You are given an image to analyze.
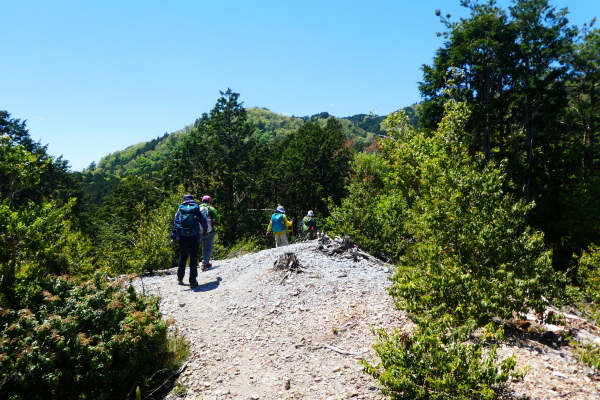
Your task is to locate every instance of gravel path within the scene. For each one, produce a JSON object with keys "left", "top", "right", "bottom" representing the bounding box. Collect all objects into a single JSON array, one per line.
[{"left": 135, "top": 241, "right": 600, "bottom": 400}]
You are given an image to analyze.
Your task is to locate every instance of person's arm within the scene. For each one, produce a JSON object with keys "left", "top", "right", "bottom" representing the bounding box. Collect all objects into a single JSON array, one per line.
[
  {"left": 267, "top": 217, "right": 273, "bottom": 232},
  {"left": 211, "top": 206, "right": 221, "bottom": 223},
  {"left": 284, "top": 215, "right": 293, "bottom": 227}
]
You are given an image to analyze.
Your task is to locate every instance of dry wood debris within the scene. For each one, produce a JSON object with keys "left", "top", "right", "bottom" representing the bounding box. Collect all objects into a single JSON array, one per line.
[{"left": 317, "top": 233, "right": 383, "bottom": 264}]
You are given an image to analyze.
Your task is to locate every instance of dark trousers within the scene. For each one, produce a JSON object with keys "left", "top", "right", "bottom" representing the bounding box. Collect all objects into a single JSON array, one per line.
[{"left": 177, "top": 236, "right": 199, "bottom": 284}]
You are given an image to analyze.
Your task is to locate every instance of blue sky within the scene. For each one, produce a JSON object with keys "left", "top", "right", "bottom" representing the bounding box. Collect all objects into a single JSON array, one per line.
[{"left": 2, "top": 0, "right": 599, "bottom": 171}]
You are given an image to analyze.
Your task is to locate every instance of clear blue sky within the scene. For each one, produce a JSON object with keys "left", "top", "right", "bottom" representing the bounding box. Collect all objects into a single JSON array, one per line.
[{"left": 2, "top": 0, "right": 598, "bottom": 171}]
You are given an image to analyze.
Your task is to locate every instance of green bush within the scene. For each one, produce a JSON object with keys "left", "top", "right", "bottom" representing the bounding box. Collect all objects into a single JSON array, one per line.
[
  {"left": 99, "top": 192, "right": 181, "bottom": 276},
  {"left": 578, "top": 245, "right": 600, "bottom": 303},
  {"left": 0, "top": 273, "right": 187, "bottom": 399},
  {"left": 1, "top": 198, "right": 95, "bottom": 307},
  {"left": 127, "top": 195, "right": 180, "bottom": 275},
  {"left": 363, "top": 316, "right": 519, "bottom": 400},
  {"left": 385, "top": 102, "right": 562, "bottom": 324},
  {"left": 325, "top": 153, "right": 409, "bottom": 263},
  {"left": 575, "top": 343, "right": 600, "bottom": 370}
]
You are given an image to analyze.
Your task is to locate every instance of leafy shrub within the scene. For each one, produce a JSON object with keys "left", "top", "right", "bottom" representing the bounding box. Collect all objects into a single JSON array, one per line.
[
  {"left": 0, "top": 273, "right": 187, "bottom": 399},
  {"left": 578, "top": 245, "right": 600, "bottom": 303},
  {"left": 325, "top": 153, "right": 409, "bottom": 263},
  {"left": 363, "top": 316, "right": 519, "bottom": 400},
  {"left": 385, "top": 102, "right": 562, "bottom": 324},
  {"left": 1, "top": 198, "right": 95, "bottom": 307},
  {"left": 127, "top": 196, "right": 180, "bottom": 275},
  {"left": 575, "top": 343, "right": 600, "bottom": 370},
  {"left": 568, "top": 247, "right": 600, "bottom": 370},
  {"left": 389, "top": 159, "right": 560, "bottom": 324},
  {"left": 99, "top": 192, "right": 180, "bottom": 276}
]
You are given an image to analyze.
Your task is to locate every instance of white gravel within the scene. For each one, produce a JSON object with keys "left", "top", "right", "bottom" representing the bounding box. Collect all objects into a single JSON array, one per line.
[{"left": 134, "top": 240, "right": 600, "bottom": 400}]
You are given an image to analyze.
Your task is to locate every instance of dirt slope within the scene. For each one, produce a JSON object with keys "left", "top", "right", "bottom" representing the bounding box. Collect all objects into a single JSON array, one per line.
[{"left": 135, "top": 241, "right": 600, "bottom": 400}]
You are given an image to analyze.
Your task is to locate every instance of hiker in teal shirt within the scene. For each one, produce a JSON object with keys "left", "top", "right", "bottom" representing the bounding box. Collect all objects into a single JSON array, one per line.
[{"left": 266, "top": 205, "right": 293, "bottom": 247}]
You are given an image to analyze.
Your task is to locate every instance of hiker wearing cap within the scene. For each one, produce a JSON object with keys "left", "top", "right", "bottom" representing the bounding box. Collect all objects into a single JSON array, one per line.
[
  {"left": 199, "top": 195, "right": 221, "bottom": 271},
  {"left": 266, "top": 205, "right": 293, "bottom": 247},
  {"left": 300, "top": 210, "right": 318, "bottom": 240},
  {"left": 170, "top": 194, "right": 209, "bottom": 288}
]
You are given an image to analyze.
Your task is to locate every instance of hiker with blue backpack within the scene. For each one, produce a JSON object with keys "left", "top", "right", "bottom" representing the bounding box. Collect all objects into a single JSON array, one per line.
[
  {"left": 199, "top": 195, "right": 221, "bottom": 271},
  {"left": 266, "top": 205, "right": 293, "bottom": 247},
  {"left": 171, "top": 194, "right": 209, "bottom": 288}
]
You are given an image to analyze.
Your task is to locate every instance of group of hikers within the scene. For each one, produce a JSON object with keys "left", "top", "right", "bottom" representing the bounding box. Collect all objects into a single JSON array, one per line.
[
  {"left": 265, "top": 205, "right": 318, "bottom": 246},
  {"left": 171, "top": 195, "right": 317, "bottom": 287},
  {"left": 170, "top": 194, "right": 221, "bottom": 288}
]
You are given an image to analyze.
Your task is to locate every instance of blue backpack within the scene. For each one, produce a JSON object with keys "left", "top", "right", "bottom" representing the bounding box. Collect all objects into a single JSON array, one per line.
[
  {"left": 271, "top": 213, "right": 285, "bottom": 232},
  {"left": 177, "top": 204, "right": 200, "bottom": 237}
]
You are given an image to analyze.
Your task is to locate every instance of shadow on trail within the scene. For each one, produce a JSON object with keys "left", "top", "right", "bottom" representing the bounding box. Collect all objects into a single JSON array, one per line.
[{"left": 193, "top": 276, "right": 222, "bottom": 292}]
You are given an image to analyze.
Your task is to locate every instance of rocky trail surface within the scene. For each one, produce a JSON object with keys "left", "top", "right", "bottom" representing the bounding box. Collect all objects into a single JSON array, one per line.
[{"left": 134, "top": 241, "right": 600, "bottom": 400}]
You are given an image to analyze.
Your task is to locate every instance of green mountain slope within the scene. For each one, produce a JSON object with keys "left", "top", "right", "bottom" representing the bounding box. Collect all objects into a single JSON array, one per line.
[{"left": 80, "top": 106, "right": 418, "bottom": 202}]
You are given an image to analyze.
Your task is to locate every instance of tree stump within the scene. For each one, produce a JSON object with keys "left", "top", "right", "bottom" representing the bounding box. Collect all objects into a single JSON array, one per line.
[{"left": 273, "top": 252, "right": 303, "bottom": 273}]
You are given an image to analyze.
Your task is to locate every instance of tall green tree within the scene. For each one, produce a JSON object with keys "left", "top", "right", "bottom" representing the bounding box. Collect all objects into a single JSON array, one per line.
[
  {"left": 1, "top": 132, "right": 93, "bottom": 307},
  {"left": 420, "top": 0, "right": 575, "bottom": 178},
  {"left": 0, "top": 111, "right": 81, "bottom": 207},
  {"left": 568, "top": 26, "right": 600, "bottom": 173},
  {"left": 275, "top": 118, "right": 353, "bottom": 218},
  {"left": 418, "top": 0, "right": 585, "bottom": 268},
  {"left": 97, "top": 175, "right": 167, "bottom": 253},
  {"left": 508, "top": 0, "right": 575, "bottom": 204},
  {"left": 420, "top": 0, "right": 513, "bottom": 160},
  {"left": 168, "top": 89, "right": 259, "bottom": 245}
]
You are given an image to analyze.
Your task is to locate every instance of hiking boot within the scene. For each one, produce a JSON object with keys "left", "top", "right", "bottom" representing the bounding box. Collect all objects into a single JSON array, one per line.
[
  {"left": 190, "top": 281, "right": 199, "bottom": 288},
  {"left": 178, "top": 279, "right": 184, "bottom": 285},
  {"left": 202, "top": 262, "right": 211, "bottom": 271}
]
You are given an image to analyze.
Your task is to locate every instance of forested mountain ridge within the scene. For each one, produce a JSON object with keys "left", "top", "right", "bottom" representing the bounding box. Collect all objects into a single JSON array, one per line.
[
  {"left": 82, "top": 106, "right": 416, "bottom": 178},
  {"left": 79, "top": 106, "right": 417, "bottom": 203}
]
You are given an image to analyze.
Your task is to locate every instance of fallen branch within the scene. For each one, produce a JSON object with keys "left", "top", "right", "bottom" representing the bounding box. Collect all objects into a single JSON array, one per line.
[{"left": 322, "top": 343, "right": 363, "bottom": 356}]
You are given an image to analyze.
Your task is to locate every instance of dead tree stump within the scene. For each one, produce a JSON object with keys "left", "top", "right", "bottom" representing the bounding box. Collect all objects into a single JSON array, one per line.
[
  {"left": 273, "top": 252, "right": 303, "bottom": 272},
  {"left": 274, "top": 252, "right": 304, "bottom": 285}
]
